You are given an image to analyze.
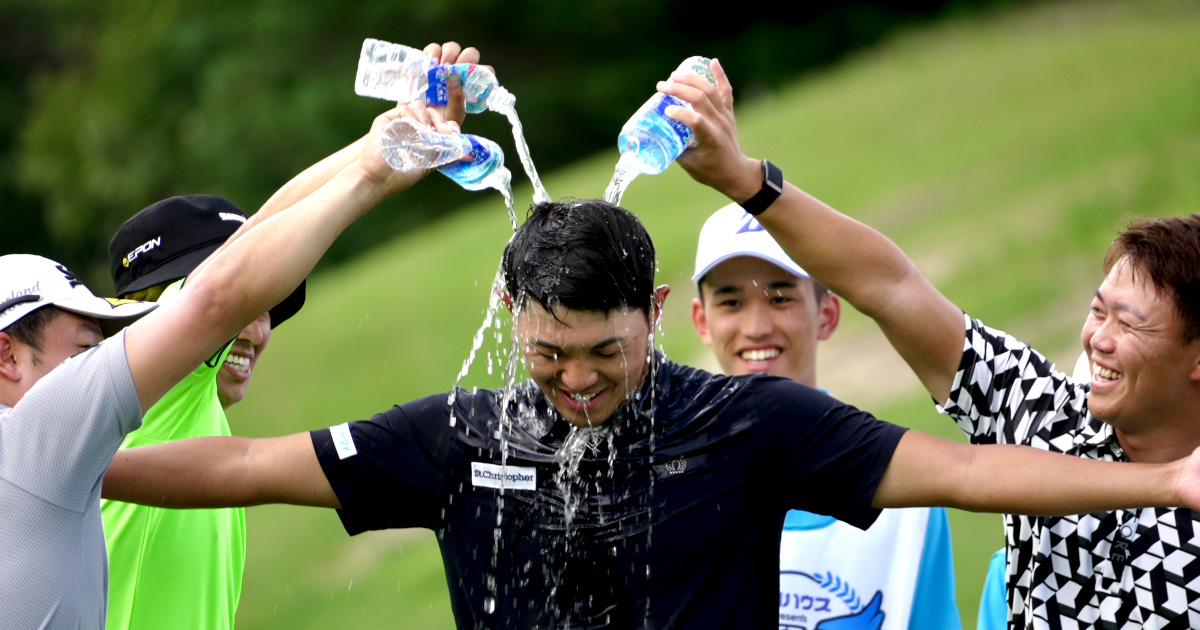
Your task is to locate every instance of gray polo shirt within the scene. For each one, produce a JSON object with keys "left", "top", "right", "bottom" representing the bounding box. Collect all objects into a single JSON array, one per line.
[{"left": 0, "top": 330, "right": 142, "bottom": 629}]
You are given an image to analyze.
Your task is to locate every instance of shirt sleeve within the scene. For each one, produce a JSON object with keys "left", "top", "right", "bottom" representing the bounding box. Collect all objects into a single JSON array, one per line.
[
  {"left": 937, "top": 313, "right": 1085, "bottom": 445},
  {"left": 310, "top": 393, "right": 454, "bottom": 535},
  {"left": 0, "top": 330, "right": 142, "bottom": 512},
  {"left": 754, "top": 378, "right": 907, "bottom": 529}
]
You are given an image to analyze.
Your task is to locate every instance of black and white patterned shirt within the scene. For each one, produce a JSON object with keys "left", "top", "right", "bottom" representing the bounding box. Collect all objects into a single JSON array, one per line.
[{"left": 939, "top": 315, "right": 1200, "bottom": 630}]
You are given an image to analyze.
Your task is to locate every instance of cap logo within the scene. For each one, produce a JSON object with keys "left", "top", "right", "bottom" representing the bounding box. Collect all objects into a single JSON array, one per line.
[
  {"left": 123, "top": 237, "right": 162, "bottom": 267},
  {"left": 735, "top": 214, "right": 765, "bottom": 235},
  {"left": 55, "top": 265, "right": 83, "bottom": 288},
  {"left": 219, "top": 213, "right": 247, "bottom": 224},
  {"left": 5, "top": 282, "right": 41, "bottom": 301},
  {"left": 1, "top": 285, "right": 41, "bottom": 316},
  {"left": 102, "top": 298, "right": 139, "bottom": 308}
]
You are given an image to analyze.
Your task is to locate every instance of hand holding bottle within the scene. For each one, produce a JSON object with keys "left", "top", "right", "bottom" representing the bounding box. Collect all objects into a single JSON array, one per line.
[
  {"left": 356, "top": 89, "right": 467, "bottom": 198},
  {"left": 658, "top": 57, "right": 763, "bottom": 203}
]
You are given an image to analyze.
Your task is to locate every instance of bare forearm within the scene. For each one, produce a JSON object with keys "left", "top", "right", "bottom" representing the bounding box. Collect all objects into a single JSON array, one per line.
[
  {"left": 751, "top": 184, "right": 964, "bottom": 398},
  {"left": 104, "top": 437, "right": 260, "bottom": 508},
  {"left": 875, "top": 432, "right": 1182, "bottom": 514},
  {"left": 103, "top": 432, "right": 339, "bottom": 508},
  {"left": 962, "top": 445, "right": 1178, "bottom": 514},
  {"left": 258, "top": 140, "right": 365, "bottom": 219},
  {"left": 661, "top": 64, "right": 965, "bottom": 400},
  {"left": 191, "top": 139, "right": 365, "bottom": 281},
  {"left": 183, "top": 164, "right": 385, "bottom": 347},
  {"left": 755, "top": 184, "right": 922, "bottom": 313}
]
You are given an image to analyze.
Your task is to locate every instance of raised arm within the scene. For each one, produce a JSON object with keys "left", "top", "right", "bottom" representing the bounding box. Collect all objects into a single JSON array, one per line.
[
  {"left": 192, "top": 42, "right": 481, "bottom": 279},
  {"left": 103, "top": 433, "right": 338, "bottom": 508},
  {"left": 124, "top": 96, "right": 462, "bottom": 413},
  {"left": 871, "top": 430, "right": 1200, "bottom": 515},
  {"left": 665, "top": 60, "right": 965, "bottom": 402}
]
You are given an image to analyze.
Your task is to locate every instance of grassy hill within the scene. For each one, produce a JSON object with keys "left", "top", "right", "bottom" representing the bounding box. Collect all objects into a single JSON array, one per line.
[{"left": 229, "top": 1, "right": 1200, "bottom": 627}]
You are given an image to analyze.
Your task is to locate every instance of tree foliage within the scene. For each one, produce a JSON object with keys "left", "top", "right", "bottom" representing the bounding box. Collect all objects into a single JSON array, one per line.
[{"left": 1, "top": 0, "right": 1018, "bottom": 290}]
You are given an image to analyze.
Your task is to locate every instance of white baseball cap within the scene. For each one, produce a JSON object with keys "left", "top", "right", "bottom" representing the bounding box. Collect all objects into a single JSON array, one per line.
[
  {"left": 0, "top": 254, "right": 158, "bottom": 337},
  {"left": 692, "top": 203, "right": 810, "bottom": 283}
]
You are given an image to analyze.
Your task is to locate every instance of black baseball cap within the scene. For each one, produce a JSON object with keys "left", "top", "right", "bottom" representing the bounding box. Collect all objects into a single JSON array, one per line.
[{"left": 109, "top": 195, "right": 306, "bottom": 328}]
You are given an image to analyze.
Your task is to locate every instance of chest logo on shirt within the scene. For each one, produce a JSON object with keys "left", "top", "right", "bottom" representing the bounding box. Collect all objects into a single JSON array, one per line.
[
  {"left": 471, "top": 462, "right": 536, "bottom": 491},
  {"left": 780, "top": 571, "right": 886, "bottom": 630}
]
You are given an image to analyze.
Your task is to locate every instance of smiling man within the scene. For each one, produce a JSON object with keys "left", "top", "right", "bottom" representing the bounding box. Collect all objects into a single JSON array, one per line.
[
  {"left": 105, "top": 192, "right": 1200, "bottom": 629},
  {"left": 0, "top": 85, "right": 434, "bottom": 627},
  {"left": 661, "top": 57, "right": 1200, "bottom": 629},
  {"left": 691, "top": 203, "right": 960, "bottom": 630},
  {"left": 101, "top": 195, "right": 304, "bottom": 630}
]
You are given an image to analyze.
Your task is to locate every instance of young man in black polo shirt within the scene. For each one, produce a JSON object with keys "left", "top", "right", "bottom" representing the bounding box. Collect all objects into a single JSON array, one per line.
[{"left": 106, "top": 187, "right": 1200, "bottom": 629}]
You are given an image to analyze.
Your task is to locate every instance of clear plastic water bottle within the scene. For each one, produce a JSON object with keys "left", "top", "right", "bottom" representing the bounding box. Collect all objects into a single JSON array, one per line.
[
  {"left": 616, "top": 56, "right": 716, "bottom": 174},
  {"left": 380, "top": 118, "right": 510, "bottom": 191},
  {"left": 439, "top": 135, "right": 509, "bottom": 191},
  {"left": 355, "top": 38, "right": 514, "bottom": 114}
]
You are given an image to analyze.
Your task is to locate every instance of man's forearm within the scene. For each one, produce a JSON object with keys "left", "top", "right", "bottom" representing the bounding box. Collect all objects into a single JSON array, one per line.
[
  {"left": 192, "top": 138, "right": 366, "bottom": 281},
  {"left": 125, "top": 162, "right": 390, "bottom": 412},
  {"left": 103, "top": 432, "right": 340, "bottom": 508},
  {"left": 875, "top": 431, "right": 1182, "bottom": 514},
  {"left": 753, "top": 184, "right": 965, "bottom": 399},
  {"left": 104, "top": 437, "right": 258, "bottom": 508}
]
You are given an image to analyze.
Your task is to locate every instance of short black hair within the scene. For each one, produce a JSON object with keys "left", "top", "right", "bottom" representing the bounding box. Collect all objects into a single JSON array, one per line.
[
  {"left": 502, "top": 199, "right": 657, "bottom": 317},
  {"left": 5, "top": 305, "right": 61, "bottom": 364}
]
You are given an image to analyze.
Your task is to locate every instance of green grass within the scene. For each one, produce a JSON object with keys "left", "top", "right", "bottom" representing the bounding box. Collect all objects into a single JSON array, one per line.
[{"left": 228, "top": 1, "right": 1200, "bottom": 627}]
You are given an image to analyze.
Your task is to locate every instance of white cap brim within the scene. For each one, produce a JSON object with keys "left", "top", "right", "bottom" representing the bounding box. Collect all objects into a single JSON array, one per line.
[{"left": 692, "top": 203, "right": 809, "bottom": 283}]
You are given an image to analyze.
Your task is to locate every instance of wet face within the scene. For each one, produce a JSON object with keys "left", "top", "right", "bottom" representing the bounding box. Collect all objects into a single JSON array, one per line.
[
  {"left": 517, "top": 301, "right": 654, "bottom": 427},
  {"left": 1081, "top": 258, "right": 1200, "bottom": 433},
  {"left": 13, "top": 310, "right": 104, "bottom": 401},
  {"left": 692, "top": 257, "right": 837, "bottom": 387},
  {"left": 216, "top": 312, "right": 271, "bottom": 408}
]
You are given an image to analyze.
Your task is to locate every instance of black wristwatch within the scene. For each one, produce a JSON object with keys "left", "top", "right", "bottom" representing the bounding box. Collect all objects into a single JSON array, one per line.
[{"left": 740, "top": 159, "right": 784, "bottom": 216}]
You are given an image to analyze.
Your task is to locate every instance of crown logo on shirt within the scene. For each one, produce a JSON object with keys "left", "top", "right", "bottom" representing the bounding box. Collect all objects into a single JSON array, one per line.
[{"left": 665, "top": 457, "right": 687, "bottom": 475}]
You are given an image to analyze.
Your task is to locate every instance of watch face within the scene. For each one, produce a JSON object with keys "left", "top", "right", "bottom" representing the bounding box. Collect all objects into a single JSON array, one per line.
[{"left": 764, "top": 160, "right": 784, "bottom": 193}]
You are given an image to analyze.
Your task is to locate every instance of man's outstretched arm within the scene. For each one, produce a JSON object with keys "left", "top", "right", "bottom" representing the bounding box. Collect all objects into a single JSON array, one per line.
[
  {"left": 103, "top": 434, "right": 339, "bottom": 508},
  {"left": 871, "top": 430, "right": 1196, "bottom": 514},
  {"left": 665, "top": 60, "right": 965, "bottom": 402}
]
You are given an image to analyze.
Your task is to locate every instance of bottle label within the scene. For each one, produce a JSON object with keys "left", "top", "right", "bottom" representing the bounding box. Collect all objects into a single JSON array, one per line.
[
  {"left": 653, "top": 95, "right": 692, "bottom": 143},
  {"left": 426, "top": 64, "right": 476, "bottom": 106},
  {"left": 441, "top": 135, "right": 492, "bottom": 175}
]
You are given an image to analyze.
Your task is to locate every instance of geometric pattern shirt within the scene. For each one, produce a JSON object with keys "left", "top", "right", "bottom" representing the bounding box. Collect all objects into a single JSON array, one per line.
[{"left": 938, "top": 314, "right": 1200, "bottom": 630}]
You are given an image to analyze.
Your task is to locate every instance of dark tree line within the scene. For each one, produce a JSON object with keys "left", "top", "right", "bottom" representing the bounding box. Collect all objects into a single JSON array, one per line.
[{"left": 0, "top": 0, "right": 1021, "bottom": 290}]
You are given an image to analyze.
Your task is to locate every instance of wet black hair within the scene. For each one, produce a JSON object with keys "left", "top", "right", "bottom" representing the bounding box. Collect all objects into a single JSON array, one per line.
[{"left": 502, "top": 199, "right": 657, "bottom": 317}]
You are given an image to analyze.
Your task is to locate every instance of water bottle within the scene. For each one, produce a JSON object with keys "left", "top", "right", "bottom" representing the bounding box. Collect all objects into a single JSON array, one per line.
[
  {"left": 355, "top": 38, "right": 514, "bottom": 114},
  {"left": 440, "top": 135, "right": 509, "bottom": 191},
  {"left": 381, "top": 118, "right": 509, "bottom": 191},
  {"left": 616, "top": 56, "right": 716, "bottom": 174}
]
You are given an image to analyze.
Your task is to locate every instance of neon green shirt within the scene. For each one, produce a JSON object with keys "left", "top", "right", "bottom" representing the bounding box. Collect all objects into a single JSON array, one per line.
[{"left": 102, "top": 280, "right": 244, "bottom": 630}]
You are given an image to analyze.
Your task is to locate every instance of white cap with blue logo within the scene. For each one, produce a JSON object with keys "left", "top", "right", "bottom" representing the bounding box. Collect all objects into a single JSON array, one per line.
[
  {"left": 692, "top": 203, "right": 810, "bottom": 283},
  {"left": 0, "top": 254, "right": 157, "bottom": 337}
]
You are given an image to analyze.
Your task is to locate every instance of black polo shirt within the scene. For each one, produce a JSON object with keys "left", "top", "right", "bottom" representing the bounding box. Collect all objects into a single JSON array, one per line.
[{"left": 311, "top": 359, "right": 906, "bottom": 629}]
